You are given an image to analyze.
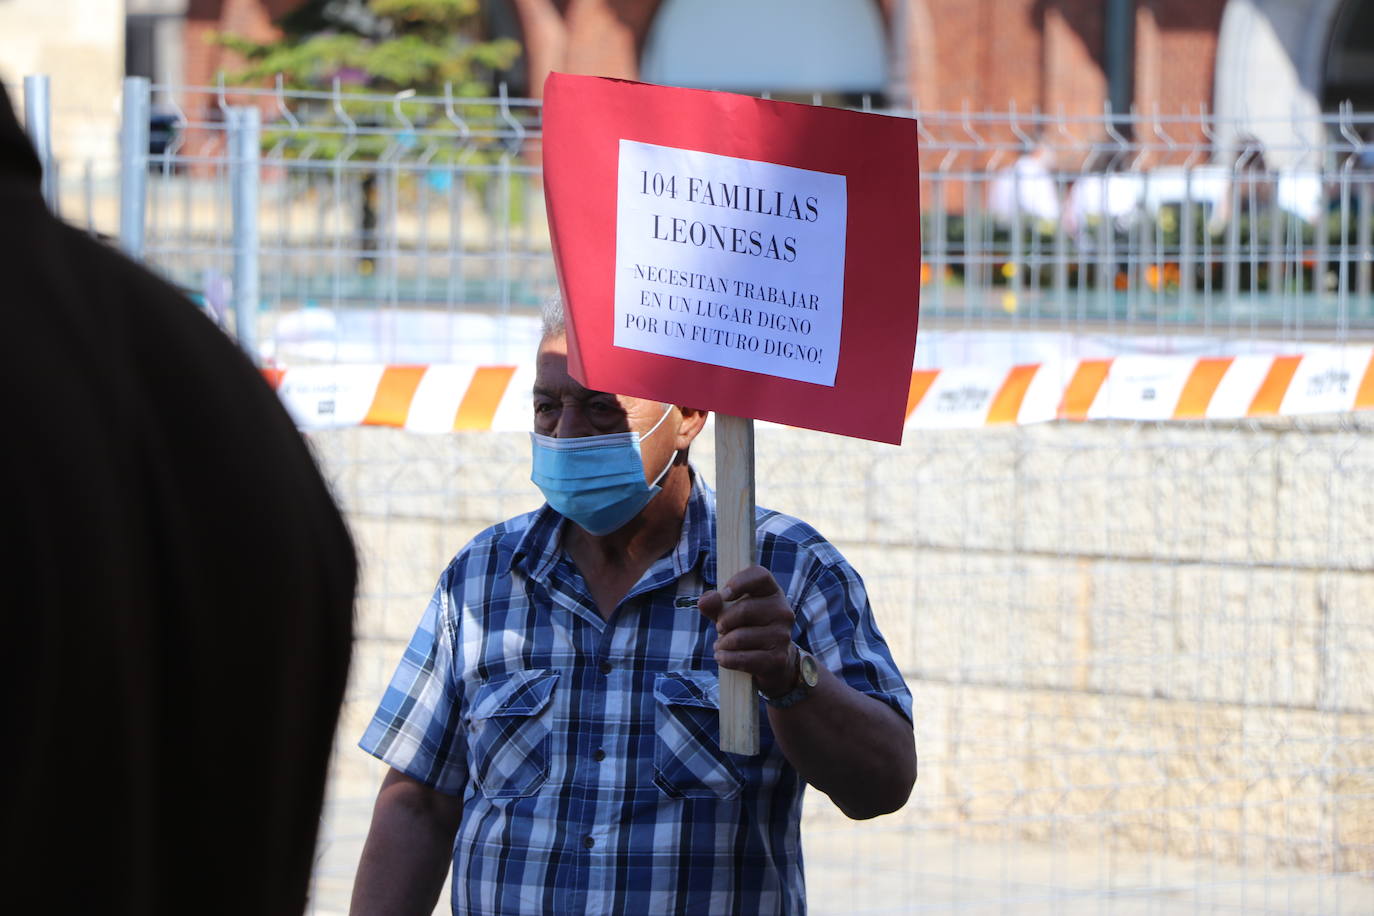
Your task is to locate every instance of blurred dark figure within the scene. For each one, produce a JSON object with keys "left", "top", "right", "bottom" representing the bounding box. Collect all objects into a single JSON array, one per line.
[
  {"left": 0, "top": 85, "right": 357, "bottom": 914},
  {"left": 1352, "top": 126, "right": 1374, "bottom": 173}
]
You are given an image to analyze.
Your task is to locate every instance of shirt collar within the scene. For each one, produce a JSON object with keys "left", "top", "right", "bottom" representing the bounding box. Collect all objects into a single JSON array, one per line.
[{"left": 511, "top": 466, "right": 717, "bottom": 588}]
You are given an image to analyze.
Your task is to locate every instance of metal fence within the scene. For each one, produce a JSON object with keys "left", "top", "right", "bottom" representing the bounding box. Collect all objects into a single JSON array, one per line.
[
  {"left": 18, "top": 78, "right": 1374, "bottom": 358},
  {"left": 17, "top": 77, "right": 1374, "bottom": 914}
]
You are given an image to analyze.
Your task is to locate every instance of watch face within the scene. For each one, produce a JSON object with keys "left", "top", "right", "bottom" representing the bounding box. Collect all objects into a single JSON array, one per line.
[{"left": 798, "top": 651, "right": 820, "bottom": 688}]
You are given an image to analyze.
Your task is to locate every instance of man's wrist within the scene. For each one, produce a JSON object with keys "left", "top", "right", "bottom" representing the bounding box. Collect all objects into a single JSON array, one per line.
[
  {"left": 757, "top": 643, "right": 800, "bottom": 699},
  {"left": 760, "top": 644, "right": 820, "bottom": 708}
]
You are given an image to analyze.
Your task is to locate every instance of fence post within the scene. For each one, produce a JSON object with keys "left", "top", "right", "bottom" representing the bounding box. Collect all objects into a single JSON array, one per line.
[
  {"left": 228, "top": 105, "right": 261, "bottom": 360},
  {"left": 22, "top": 74, "right": 58, "bottom": 213},
  {"left": 119, "top": 76, "right": 150, "bottom": 260},
  {"left": 1358, "top": 180, "right": 1372, "bottom": 310}
]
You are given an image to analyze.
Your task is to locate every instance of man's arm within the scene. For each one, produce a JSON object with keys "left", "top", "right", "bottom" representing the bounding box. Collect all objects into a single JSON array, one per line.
[
  {"left": 699, "top": 566, "right": 917, "bottom": 820},
  {"left": 350, "top": 768, "right": 463, "bottom": 915}
]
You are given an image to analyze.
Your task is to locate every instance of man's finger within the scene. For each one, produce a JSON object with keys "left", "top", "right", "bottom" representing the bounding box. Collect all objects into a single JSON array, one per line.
[
  {"left": 714, "top": 624, "right": 790, "bottom": 654},
  {"left": 696, "top": 589, "right": 724, "bottom": 622},
  {"left": 712, "top": 648, "right": 780, "bottom": 678},
  {"left": 714, "top": 595, "right": 794, "bottom": 634},
  {"left": 719, "top": 564, "right": 782, "bottom": 602}
]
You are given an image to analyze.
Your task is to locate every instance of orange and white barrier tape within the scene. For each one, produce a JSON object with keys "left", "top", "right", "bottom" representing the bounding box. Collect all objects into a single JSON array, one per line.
[{"left": 264, "top": 347, "right": 1374, "bottom": 432}]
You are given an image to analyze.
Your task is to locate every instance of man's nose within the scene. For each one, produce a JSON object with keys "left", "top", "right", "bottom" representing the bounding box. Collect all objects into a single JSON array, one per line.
[{"left": 553, "top": 405, "right": 593, "bottom": 439}]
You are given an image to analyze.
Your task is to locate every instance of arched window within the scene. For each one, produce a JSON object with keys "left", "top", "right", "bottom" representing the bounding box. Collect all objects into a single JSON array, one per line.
[{"left": 640, "top": 0, "right": 887, "bottom": 104}]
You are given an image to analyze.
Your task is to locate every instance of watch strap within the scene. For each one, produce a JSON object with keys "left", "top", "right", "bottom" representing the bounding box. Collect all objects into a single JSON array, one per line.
[{"left": 760, "top": 644, "right": 815, "bottom": 709}]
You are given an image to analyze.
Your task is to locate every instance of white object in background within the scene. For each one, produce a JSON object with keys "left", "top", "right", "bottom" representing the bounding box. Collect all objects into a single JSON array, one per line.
[{"left": 988, "top": 148, "right": 1060, "bottom": 225}]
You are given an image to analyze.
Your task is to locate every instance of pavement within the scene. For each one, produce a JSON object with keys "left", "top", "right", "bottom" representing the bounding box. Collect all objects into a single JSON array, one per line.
[{"left": 304, "top": 790, "right": 1374, "bottom": 915}]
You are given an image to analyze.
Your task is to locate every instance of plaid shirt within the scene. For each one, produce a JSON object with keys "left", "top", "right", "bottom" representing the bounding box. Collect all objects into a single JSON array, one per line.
[{"left": 360, "top": 474, "right": 911, "bottom": 915}]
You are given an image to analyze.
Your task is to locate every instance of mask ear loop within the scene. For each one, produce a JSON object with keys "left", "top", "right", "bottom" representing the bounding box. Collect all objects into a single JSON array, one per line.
[
  {"left": 643, "top": 403, "right": 675, "bottom": 438},
  {"left": 643, "top": 404, "right": 679, "bottom": 488}
]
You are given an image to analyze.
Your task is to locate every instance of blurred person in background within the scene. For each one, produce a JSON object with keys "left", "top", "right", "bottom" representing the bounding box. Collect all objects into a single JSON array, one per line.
[
  {"left": 1357, "top": 127, "right": 1374, "bottom": 172},
  {"left": 0, "top": 83, "right": 357, "bottom": 914},
  {"left": 1063, "top": 146, "right": 1144, "bottom": 244},
  {"left": 988, "top": 140, "right": 1062, "bottom": 231}
]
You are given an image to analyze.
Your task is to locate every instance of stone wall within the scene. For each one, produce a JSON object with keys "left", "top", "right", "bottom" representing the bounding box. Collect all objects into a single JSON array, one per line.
[
  {"left": 0, "top": 0, "right": 123, "bottom": 166},
  {"left": 313, "top": 412, "right": 1374, "bottom": 874}
]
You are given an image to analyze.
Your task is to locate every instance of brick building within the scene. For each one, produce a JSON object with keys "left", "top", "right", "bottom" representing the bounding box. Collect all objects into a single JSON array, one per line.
[
  {"left": 187, "top": 3, "right": 1372, "bottom": 105},
  {"left": 183, "top": 1, "right": 1221, "bottom": 113},
  {"left": 181, "top": 1, "right": 1372, "bottom": 160}
]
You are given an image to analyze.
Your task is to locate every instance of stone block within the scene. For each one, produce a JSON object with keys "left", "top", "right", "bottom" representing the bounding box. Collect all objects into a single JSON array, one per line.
[
  {"left": 1321, "top": 572, "right": 1374, "bottom": 713},
  {"left": 1238, "top": 706, "right": 1374, "bottom": 872},
  {"left": 1016, "top": 423, "right": 1282, "bottom": 566},
  {"left": 310, "top": 428, "right": 538, "bottom": 525},
  {"left": 1171, "top": 566, "right": 1322, "bottom": 707},
  {"left": 351, "top": 516, "right": 448, "bottom": 590},
  {"left": 1086, "top": 561, "right": 1179, "bottom": 697},
  {"left": 753, "top": 426, "right": 890, "bottom": 544},
  {"left": 869, "top": 550, "right": 1089, "bottom": 691},
  {"left": 866, "top": 428, "right": 1023, "bottom": 553},
  {"left": 1274, "top": 429, "right": 1374, "bottom": 570},
  {"left": 898, "top": 680, "right": 1374, "bottom": 869}
]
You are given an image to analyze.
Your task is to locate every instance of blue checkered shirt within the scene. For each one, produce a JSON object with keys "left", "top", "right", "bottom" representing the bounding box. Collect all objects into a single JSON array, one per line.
[{"left": 360, "top": 474, "right": 912, "bottom": 915}]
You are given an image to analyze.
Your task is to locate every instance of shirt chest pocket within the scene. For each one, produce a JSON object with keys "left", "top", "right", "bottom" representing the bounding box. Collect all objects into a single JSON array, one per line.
[
  {"left": 652, "top": 671, "right": 746, "bottom": 800},
  {"left": 467, "top": 668, "right": 560, "bottom": 799}
]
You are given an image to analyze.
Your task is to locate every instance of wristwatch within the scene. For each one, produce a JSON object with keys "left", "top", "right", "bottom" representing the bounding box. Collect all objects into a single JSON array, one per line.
[{"left": 760, "top": 644, "right": 821, "bottom": 709}]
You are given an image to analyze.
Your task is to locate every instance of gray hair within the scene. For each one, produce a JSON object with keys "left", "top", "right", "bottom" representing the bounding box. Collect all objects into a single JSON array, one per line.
[
  {"left": 539, "top": 289, "right": 675, "bottom": 413},
  {"left": 541, "top": 291, "right": 566, "bottom": 340}
]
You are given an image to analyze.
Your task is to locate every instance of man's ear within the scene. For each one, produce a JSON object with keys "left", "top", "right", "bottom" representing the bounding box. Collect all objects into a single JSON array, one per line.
[{"left": 674, "top": 407, "right": 710, "bottom": 451}]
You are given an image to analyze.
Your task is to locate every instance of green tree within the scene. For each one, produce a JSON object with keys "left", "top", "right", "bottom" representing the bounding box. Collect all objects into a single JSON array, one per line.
[
  {"left": 214, "top": 0, "right": 524, "bottom": 269},
  {"left": 217, "top": 0, "right": 520, "bottom": 96}
]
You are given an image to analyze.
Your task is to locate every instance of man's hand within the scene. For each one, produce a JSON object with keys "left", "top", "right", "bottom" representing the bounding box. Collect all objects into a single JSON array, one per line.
[
  {"left": 699, "top": 565, "right": 916, "bottom": 820},
  {"left": 697, "top": 565, "right": 796, "bottom": 696}
]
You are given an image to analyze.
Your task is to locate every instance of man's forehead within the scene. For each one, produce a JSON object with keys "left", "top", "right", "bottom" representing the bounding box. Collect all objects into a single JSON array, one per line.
[
  {"left": 532, "top": 364, "right": 622, "bottom": 403},
  {"left": 533, "top": 336, "right": 663, "bottom": 411},
  {"left": 532, "top": 377, "right": 610, "bottom": 400},
  {"left": 534, "top": 339, "right": 628, "bottom": 401}
]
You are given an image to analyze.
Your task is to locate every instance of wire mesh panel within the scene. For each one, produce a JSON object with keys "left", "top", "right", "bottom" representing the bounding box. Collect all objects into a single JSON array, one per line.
[
  {"left": 305, "top": 415, "right": 1374, "bottom": 915},
  {"left": 26, "top": 80, "right": 1374, "bottom": 355},
  {"left": 19, "top": 77, "right": 1374, "bottom": 912},
  {"left": 910, "top": 105, "right": 1374, "bottom": 347},
  {"left": 53, "top": 80, "right": 557, "bottom": 364}
]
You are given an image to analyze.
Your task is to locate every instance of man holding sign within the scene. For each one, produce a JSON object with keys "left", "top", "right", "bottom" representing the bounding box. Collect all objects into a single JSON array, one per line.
[
  {"left": 353, "top": 74, "right": 922, "bottom": 915},
  {"left": 352, "top": 300, "right": 914, "bottom": 915}
]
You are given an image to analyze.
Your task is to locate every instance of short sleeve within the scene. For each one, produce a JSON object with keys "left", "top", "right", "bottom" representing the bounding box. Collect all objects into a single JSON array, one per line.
[
  {"left": 358, "top": 565, "right": 469, "bottom": 795},
  {"left": 793, "top": 560, "right": 913, "bottom": 725}
]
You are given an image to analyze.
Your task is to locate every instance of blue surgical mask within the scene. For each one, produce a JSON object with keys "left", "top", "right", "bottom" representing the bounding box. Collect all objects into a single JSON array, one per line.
[{"left": 530, "top": 405, "right": 677, "bottom": 536}]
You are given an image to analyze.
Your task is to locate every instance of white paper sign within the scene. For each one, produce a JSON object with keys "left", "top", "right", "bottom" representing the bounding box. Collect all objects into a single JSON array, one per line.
[{"left": 614, "top": 139, "right": 847, "bottom": 386}]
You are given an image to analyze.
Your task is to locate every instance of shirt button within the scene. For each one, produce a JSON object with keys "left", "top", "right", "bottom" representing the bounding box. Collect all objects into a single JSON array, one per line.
[
  {"left": 593, "top": 748, "right": 606, "bottom": 762},
  {"left": 583, "top": 835, "right": 595, "bottom": 849},
  {"left": 599, "top": 661, "right": 612, "bottom": 674}
]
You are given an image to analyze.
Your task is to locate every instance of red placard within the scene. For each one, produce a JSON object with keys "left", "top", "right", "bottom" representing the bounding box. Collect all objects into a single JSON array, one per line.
[{"left": 542, "top": 73, "right": 920, "bottom": 444}]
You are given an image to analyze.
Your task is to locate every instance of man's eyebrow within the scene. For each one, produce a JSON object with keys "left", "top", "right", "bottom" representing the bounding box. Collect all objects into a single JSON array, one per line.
[{"left": 531, "top": 384, "right": 613, "bottom": 400}]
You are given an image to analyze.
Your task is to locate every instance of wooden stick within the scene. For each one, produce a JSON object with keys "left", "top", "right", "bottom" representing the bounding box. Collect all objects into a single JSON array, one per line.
[{"left": 715, "top": 413, "right": 760, "bottom": 756}]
